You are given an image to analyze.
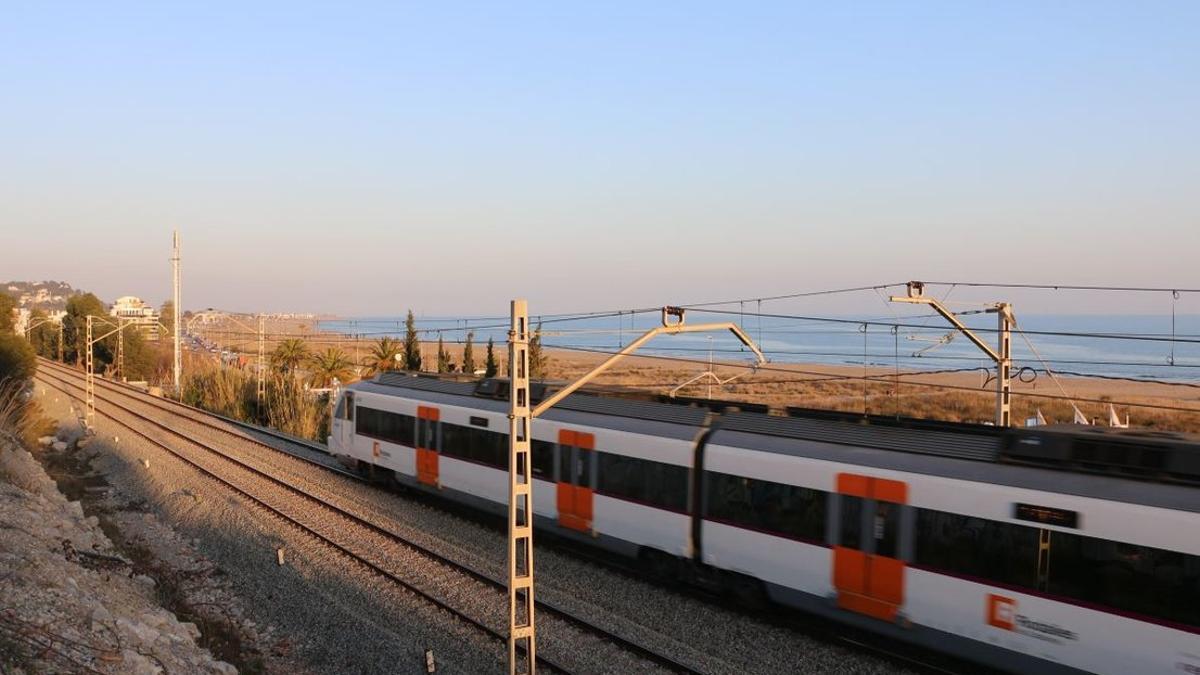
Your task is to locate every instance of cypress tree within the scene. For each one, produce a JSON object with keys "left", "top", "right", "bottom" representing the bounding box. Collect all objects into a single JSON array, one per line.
[
  {"left": 529, "top": 323, "right": 548, "bottom": 379},
  {"left": 436, "top": 334, "right": 450, "bottom": 373},
  {"left": 462, "top": 331, "right": 476, "bottom": 375},
  {"left": 484, "top": 337, "right": 498, "bottom": 378},
  {"left": 403, "top": 309, "right": 422, "bottom": 371}
]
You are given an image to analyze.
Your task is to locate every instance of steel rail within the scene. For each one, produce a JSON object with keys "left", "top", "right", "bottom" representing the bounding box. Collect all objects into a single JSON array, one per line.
[{"left": 36, "top": 365, "right": 700, "bottom": 674}]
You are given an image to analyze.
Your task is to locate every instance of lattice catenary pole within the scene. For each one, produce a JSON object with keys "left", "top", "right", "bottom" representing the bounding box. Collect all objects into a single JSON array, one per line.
[
  {"left": 116, "top": 318, "right": 125, "bottom": 381},
  {"left": 85, "top": 316, "right": 95, "bottom": 431},
  {"left": 172, "top": 229, "right": 182, "bottom": 396},
  {"left": 507, "top": 299, "right": 536, "bottom": 674},
  {"left": 257, "top": 314, "right": 266, "bottom": 408}
]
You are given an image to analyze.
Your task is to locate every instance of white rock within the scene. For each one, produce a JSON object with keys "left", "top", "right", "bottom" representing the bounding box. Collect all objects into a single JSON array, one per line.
[
  {"left": 52, "top": 441, "right": 68, "bottom": 451},
  {"left": 128, "top": 621, "right": 161, "bottom": 646},
  {"left": 210, "top": 660, "right": 238, "bottom": 675},
  {"left": 133, "top": 574, "right": 156, "bottom": 588},
  {"left": 180, "top": 621, "right": 202, "bottom": 639},
  {"left": 142, "top": 610, "right": 169, "bottom": 629},
  {"left": 121, "top": 648, "right": 162, "bottom": 675},
  {"left": 67, "top": 501, "right": 84, "bottom": 518},
  {"left": 38, "top": 436, "right": 54, "bottom": 446}
]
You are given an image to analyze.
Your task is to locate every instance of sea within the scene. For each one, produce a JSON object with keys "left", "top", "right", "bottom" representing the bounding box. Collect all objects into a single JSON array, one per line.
[{"left": 319, "top": 312, "right": 1200, "bottom": 383}]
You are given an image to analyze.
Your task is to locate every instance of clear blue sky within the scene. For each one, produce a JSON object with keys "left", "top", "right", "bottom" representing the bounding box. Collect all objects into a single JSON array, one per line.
[{"left": 1, "top": 2, "right": 1197, "bottom": 316}]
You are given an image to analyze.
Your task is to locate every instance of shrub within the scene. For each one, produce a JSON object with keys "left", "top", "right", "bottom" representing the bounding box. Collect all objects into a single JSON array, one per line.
[{"left": 0, "top": 334, "right": 36, "bottom": 382}]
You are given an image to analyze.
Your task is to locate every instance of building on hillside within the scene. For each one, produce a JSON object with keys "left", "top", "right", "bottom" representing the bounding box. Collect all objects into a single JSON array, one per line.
[
  {"left": 110, "top": 296, "right": 161, "bottom": 341},
  {"left": 191, "top": 309, "right": 227, "bottom": 324}
]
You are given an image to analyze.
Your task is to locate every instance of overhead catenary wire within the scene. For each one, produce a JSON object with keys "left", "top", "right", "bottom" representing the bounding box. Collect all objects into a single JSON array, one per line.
[
  {"left": 683, "top": 308, "right": 1200, "bottom": 345},
  {"left": 539, "top": 343, "right": 1200, "bottom": 413},
  {"left": 918, "top": 281, "right": 1200, "bottom": 294}
]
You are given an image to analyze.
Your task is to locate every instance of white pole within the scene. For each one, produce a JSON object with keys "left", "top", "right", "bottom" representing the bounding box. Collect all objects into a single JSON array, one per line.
[
  {"left": 172, "top": 230, "right": 182, "bottom": 396},
  {"left": 507, "top": 299, "right": 536, "bottom": 674}
]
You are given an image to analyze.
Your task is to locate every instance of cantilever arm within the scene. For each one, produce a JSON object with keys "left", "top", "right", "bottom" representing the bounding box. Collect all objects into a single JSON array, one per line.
[
  {"left": 890, "top": 296, "right": 1001, "bottom": 363},
  {"left": 531, "top": 321, "right": 766, "bottom": 418}
]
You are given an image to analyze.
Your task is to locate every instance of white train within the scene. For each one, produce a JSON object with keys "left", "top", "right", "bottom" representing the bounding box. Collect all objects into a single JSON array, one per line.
[{"left": 329, "top": 372, "right": 1200, "bottom": 675}]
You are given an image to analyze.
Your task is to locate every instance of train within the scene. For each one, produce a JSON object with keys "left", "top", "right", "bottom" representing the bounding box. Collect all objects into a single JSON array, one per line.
[{"left": 328, "top": 371, "right": 1200, "bottom": 675}]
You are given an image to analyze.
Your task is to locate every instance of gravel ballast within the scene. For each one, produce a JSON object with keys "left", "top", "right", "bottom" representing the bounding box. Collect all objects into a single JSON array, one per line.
[{"left": 36, "top": 367, "right": 912, "bottom": 674}]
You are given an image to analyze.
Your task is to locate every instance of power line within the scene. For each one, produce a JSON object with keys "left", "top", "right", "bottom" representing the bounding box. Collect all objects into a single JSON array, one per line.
[
  {"left": 919, "top": 281, "right": 1200, "bottom": 294},
  {"left": 540, "top": 343, "right": 1200, "bottom": 414},
  {"left": 548, "top": 343, "right": 1200, "bottom": 370},
  {"left": 684, "top": 308, "right": 1200, "bottom": 345},
  {"left": 676, "top": 282, "right": 909, "bottom": 309}
]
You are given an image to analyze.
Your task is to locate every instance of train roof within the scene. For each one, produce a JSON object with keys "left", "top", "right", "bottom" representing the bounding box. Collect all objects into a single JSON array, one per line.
[{"left": 349, "top": 372, "right": 1200, "bottom": 491}]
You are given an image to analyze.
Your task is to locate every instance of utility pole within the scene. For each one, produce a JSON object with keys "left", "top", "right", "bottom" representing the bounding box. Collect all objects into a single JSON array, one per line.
[
  {"left": 257, "top": 314, "right": 266, "bottom": 408},
  {"left": 507, "top": 300, "right": 535, "bottom": 675},
  {"left": 116, "top": 318, "right": 125, "bottom": 381},
  {"left": 172, "top": 230, "right": 182, "bottom": 396},
  {"left": 506, "top": 303, "right": 767, "bottom": 674},
  {"left": 58, "top": 321, "right": 63, "bottom": 362},
  {"left": 891, "top": 281, "right": 1013, "bottom": 426},
  {"left": 84, "top": 316, "right": 130, "bottom": 431},
  {"left": 86, "top": 316, "right": 95, "bottom": 431}
]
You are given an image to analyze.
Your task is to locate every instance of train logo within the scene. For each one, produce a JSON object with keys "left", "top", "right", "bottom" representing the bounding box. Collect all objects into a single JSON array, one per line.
[{"left": 987, "top": 594, "right": 1016, "bottom": 630}]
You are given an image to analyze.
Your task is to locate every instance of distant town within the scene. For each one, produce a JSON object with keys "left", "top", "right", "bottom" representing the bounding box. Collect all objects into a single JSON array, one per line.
[{"left": 3, "top": 279, "right": 317, "bottom": 341}]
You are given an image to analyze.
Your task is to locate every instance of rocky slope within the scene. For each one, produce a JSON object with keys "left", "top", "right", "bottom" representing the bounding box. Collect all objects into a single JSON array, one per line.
[{"left": 0, "top": 435, "right": 238, "bottom": 674}]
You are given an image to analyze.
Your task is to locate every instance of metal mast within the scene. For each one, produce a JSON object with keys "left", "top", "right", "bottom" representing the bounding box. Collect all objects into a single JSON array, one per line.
[
  {"left": 85, "top": 316, "right": 95, "bottom": 431},
  {"left": 891, "top": 281, "right": 1013, "bottom": 426},
  {"left": 116, "top": 319, "right": 125, "bottom": 381},
  {"left": 172, "top": 230, "right": 182, "bottom": 396},
  {"left": 507, "top": 299, "right": 536, "bottom": 675},
  {"left": 504, "top": 303, "right": 768, "bottom": 675},
  {"left": 257, "top": 314, "right": 267, "bottom": 408}
]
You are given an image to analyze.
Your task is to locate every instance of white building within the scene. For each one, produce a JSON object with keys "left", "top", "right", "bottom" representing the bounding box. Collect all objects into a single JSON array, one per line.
[{"left": 110, "top": 296, "right": 161, "bottom": 340}]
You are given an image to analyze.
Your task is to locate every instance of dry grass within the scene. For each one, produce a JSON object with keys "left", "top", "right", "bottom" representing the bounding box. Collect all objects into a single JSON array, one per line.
[
  {"left": 180, "top": 363, "right": 329, "bottom": 441},
  {"left": 203, "top": 328, "right": 1200, "bottom": 434}
]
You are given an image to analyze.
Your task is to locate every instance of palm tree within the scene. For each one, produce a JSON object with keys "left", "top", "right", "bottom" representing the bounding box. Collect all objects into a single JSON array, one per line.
[
  {"left": 308, "top": 347, "right": 354, "bottom": 389},
  {"left": 271, "top": 338, "right": 309, "bottom": 375},
  {"left": 363, "top": 337, "right": 402, "bottom": 376}
]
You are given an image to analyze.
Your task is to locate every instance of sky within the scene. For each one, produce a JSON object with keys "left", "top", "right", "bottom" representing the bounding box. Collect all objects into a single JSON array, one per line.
[{"left": 1, "top": 1, "right": 1197, "bottom": 317}]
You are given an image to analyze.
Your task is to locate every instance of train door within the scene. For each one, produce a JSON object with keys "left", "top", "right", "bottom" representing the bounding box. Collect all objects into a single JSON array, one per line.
[
  {"left": 556, "top": 430, "right": 594, "bottom": 532},
  {"left": 336, "top": 392, "right": 355, "bottom": 452},
  {"left": 416, "top": 406, "right": 440, "bottom": 486},
  {"left": 832, "top": 473, "right": 907, "bottom": 622}
]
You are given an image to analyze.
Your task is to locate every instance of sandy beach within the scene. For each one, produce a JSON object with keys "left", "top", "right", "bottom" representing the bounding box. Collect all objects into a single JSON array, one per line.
[{"left": 196, "top": 316, "right": 1200, "bottom": 433}]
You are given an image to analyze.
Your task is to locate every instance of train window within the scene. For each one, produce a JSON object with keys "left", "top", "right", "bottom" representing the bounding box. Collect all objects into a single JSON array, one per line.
[
  {"left": 444, "top": 424, "right": 505, "bottom": 468},
  {"left": 531, "top": 440, "right": 555, "bottom": 479},
  {"left": 1047, "top": 532, "right": 1200, "bottom": 628},
  {"left": 576, "top": 448, "right": 591, "bottom": 486},
  {"left": 344, "top": 394, "right": 354, "bottom": 421},
  {"left": 914, "top": 509, "right": 1039, "bottom": 589},
  {"left": 597, "top": 453, "right": 688, "bottom": 512},
  {"left": 704, "top": 471, "right": 826, "bottom": 542},
  {"left": 874, "top": 501, "right": 900, "bottom": 558},
  {"left": 441, "top": 423, "right": 469, "bottom": 460},
  {"left": 355, "top": 407, "right": 416, "bottom": 448},
  {"left": 839, "top": 496, "right": 863, "bottom": 549}
]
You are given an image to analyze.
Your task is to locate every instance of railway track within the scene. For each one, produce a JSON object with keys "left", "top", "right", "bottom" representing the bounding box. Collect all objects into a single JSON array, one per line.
[
  {"left": 36, "top": 360, "right": 703, "bottom": 674},
  {"left": 38, "top": 358, "right": 967, "bottom": 674}
]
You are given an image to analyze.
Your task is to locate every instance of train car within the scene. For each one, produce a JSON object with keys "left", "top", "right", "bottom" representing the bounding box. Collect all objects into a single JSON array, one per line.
[
  {"left": 330, "top": 373, "right": 704, "bottom": 560},
  {"left": 329, "top": 373, "right": 1200, "bottom": 675}
]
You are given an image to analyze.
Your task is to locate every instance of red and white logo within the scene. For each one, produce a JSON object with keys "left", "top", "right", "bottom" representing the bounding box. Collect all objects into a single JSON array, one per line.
[{"left": 987, "top": 594, "right": 1016, "bottom": 630}]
